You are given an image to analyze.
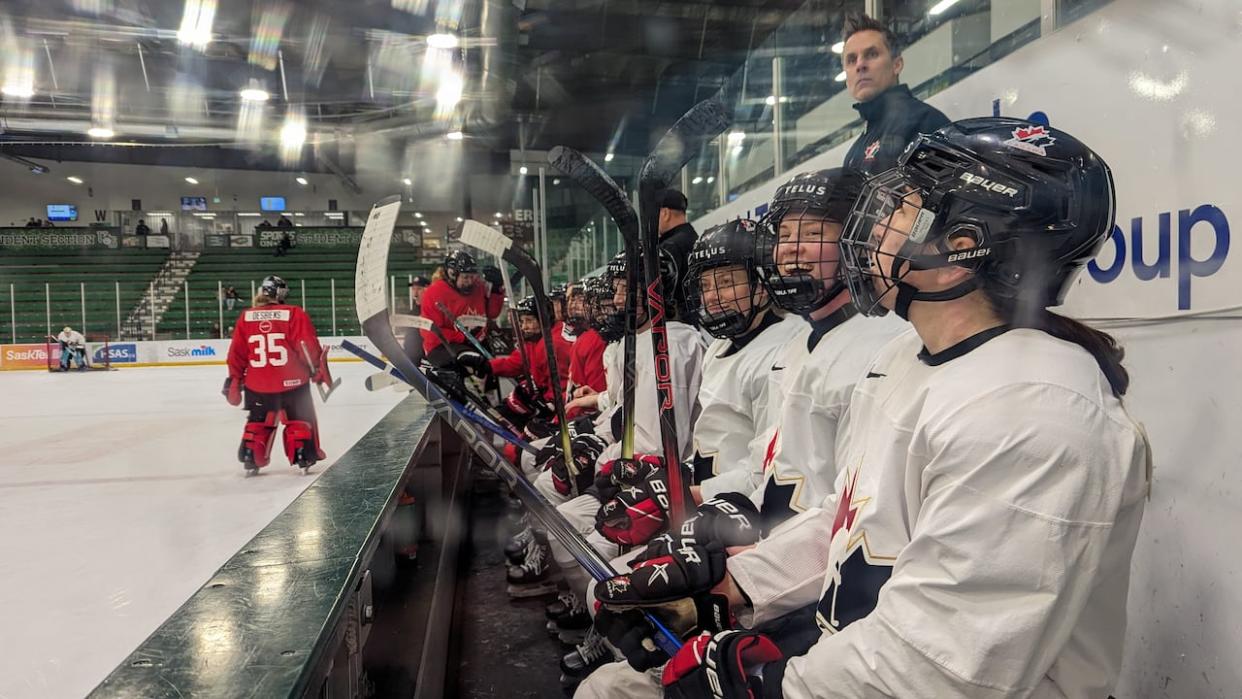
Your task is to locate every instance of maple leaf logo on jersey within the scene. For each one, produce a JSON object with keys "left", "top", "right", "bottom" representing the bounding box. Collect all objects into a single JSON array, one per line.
[
  {"left": 1003, "top": 124, "right": 1056, "bottom": 156},
  {"left": 762, "top": 430, "right": 779, "bottom": 472},
  {"left": 863, "top": 140, "right": 881, "bottom": 161}
]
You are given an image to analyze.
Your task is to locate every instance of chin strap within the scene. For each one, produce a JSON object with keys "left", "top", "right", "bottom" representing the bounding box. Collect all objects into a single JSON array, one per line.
[{"left": 893, "top": 279, "right": 979, "bottom": 320}]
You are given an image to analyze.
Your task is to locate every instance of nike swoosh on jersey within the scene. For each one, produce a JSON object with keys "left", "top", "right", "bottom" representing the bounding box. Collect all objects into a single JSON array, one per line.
[
  {"left": 865, "top": 371, "right": 887, "bottom": 379},
  {"left": 771, "top": 364, "right": 786, "bottom": 371}
]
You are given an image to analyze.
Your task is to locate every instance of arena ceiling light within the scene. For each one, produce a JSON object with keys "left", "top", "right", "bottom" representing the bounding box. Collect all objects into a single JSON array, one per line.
[
  {"left": 455, "top": 216, "right": 463, "bottom": 222},
  {"left": 295, "top": 176, "right": 308, "bottom": 185},
  {"left": 403, "top": 177, "right": 413, "bottom": 185},
  {"left": 239, "top": 86, "right": 270, "bottom": 102},
  {"left": 519, "top": 166, "right": 528, "bottom": 175},
  {"left": 184, "top": 176, "right": 199, "bottom": 184},
  {"left": 414, "top": 212, "right": 423, "bottom": 218},
  {"left": 604, "top": 152, "right": 615, "bottom": 162},
  {"left": 929, "top": 0, "right": 962, "bottom": 15},
  {"left": 66, "top": 176, "right": 83, "bottom": 184},
  {"left": 831, "top": 41, "right": 844, "bottom": 54},
  {"left": 1, "top": 83, "right": 34, "bottom": 98},
  {"left": 834, "top": 71, "right": 847, "bottom": 82},
  {"left": 436, "top": 70, "right": 463, "bottom": 110},
  {"left": 445, "top": 130, "right": 464, "bottom": 140},
  {"left": 553, "top": 178, "right": 560, "bottom": 186},
  {"left": 692, "top": 176, "right": 703, "bottom": 185},
  {"left": 86, "top": 126, "right": 114, "bottom": 139},
  {"left": 426, "top": 33, "right": 459, "bottom": 50},
  {"left": 279, "top": 114, "right": 307, "bottom": 150},
  {"left": 177, "top": 0, "right": 216, "bottom": 49}
]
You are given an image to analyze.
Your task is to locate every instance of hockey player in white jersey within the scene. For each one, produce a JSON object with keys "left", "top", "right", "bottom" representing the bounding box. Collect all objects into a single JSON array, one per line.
[
  {"left": 604, "top": 118, "right": 1151, "bottom": 699},
  {"left": 594, "top": 218, "right": 805, "bottom": 543},
  {"left": 575, "top": 168, "right": 906, "bottom": 698}
]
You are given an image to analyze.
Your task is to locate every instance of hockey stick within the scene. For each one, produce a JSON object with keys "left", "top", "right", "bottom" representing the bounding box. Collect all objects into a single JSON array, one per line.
[
  {"left": 459, "top": 221, "right": 577, "bottom": 489},
  {"left": 495, "top": 258, "right": 535, "bottom": 382},
  {"left": 300, "top": 341, "right": 342, "bottom": 402},
  {"left": 353, "top": 196, "right": 680, "bottom": 655},
  {"left": 637, "top": 97, "right": 732, "bottom": 526},
  {"left": 436, "top": 300, "right": 494, "bottom": 359},
  {"left": 548, "top": 146, "right": 639, "bottom": 460},
  {"left": 342, "top": 339, "right": 538, "bottom": 455},
  {"left": 392, "top": 314, "right": 524, "bottom": 436}
]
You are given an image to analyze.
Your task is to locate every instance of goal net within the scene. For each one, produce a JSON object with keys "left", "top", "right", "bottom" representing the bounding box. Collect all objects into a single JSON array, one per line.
[{"left": 45, "top": 334, "right": 115, "bottom": 372}]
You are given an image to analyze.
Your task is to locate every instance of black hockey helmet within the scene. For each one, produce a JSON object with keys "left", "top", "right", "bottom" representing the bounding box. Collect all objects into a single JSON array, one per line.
[
  {"left": 259, "top": 275, "right": 289, "bottom": 302},
  {"left": 839, "top": 117, "right": 1116, "bottom": 318},
  {"left": 583, "top": 275, "right": 623, "bottom": 342},
  {"left": 756, "top": 168, "right": 867, "bottom": 314},
  {"left": 515, "top": 294, "right": 549, "bottom": 319},
  {"left": 549, "top": 282, "right": 568, "bottom": 302},
  {"left": 685, "top": 219, "right": 768, "bottom": 338},
  {"left": 564, "top": 282, "right": 589, "bottom": 332},
  {"left": 444, "top": 250, "right": 479, "bottom": 286}
]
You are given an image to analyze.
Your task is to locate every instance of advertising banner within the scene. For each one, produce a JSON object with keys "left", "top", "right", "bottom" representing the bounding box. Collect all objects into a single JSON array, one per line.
[{"left": 0, "top": 228, "right": 120, "bottom": 251}]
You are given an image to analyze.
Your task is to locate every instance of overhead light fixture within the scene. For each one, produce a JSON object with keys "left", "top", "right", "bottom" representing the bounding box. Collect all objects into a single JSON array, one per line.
[
  {"left": 240, "top": 86, "right": 270, "bottom": 102},
  {"left": 455, "top": 216, "right": 463, "bottom": 222},
  {"left": 402, "top": 177, "right": 413, "bottom": 185},
  {"left": 552, "top": 178, "right": 560, "bottom": 186},
  {"left": 831, "top": 41, "right": 844, "bottom": 54},
  {"left": 237, "top": 212, "right": 261, "bottom": 217},
  {"left": 177, "top": 0, "right": 216, "bottom": 49},
  {"left": 727, "top": 131, "right": 746, "bottom": 146},
  {"left": 2, "top": 84, "right": 34, "bottom": 98},
  {"left": 519, "top": 166, "right": 528, "bottom": 175},
  {"left": 494, "top": 211, "right": 502, "bottom": 217},
  {"left": 928, "top": 0, "right": 962, "bottom": 15},
  {"left": 604, "top": 152, "right": 615, "bottom": 162},
  {"left": 184, "top": 176, "right": 199, "bottom": 184},
  {"left": 834, "top": 71, "right": 847, "bottom": 82},
  {"left": 436, "top": 70, "right": 463, "bottom": 111},
  {"left": 414, "top": 212, "right": 424, "bottom": 218},
  {"left": 86, "top": 126, "right": 114, "bottom": 139},
  {"left": 426, "top": 33, "right": 459, "bottom": 50},
  {"left": 279, "top": 114, "right": 307, "bottom": 149},
  {"left": 707, "top": 176, "right": 715, "bottom": 184},
  {"left": 295, "top": 176, "right": 308, "bottom": 185},
  {"left": 66, "top": 176, "right": 83, "bottom": 184},
  {"left": 692, "top": 176, "right": 703, "bottom": 185},
  {"left": 446, "top": 130, "right": 464, "bottom": 140}
]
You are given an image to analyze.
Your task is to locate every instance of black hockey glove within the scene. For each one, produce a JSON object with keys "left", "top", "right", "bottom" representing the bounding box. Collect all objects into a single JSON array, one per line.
[
  {"left": 662, "top": 630, "right": 786, "bottom": 699},
  {"left": 455, "top": 350, "right": 491, "bottom": 377}
]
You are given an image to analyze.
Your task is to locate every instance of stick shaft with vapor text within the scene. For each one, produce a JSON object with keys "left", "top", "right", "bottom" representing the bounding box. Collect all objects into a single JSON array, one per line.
[{"left": 352, "top": 196, "right": 680, "bottom": 655}]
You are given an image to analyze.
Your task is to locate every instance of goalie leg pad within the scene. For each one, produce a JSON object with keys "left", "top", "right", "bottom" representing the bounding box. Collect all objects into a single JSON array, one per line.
[
  {"left": 241, "top": 421, "right": 277, "bottom": 468},
  {"left": 283, "top": 420, "right": 319, "bottom": 467}
]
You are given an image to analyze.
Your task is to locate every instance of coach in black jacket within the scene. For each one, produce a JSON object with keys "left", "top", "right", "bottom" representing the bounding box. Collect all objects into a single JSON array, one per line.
[{"left": 840, "top": 14, "right": 950, "bottom": 173}]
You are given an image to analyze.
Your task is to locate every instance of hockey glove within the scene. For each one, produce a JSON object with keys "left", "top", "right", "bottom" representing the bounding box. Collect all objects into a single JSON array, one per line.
[
  {"left": 595, "top": 455, "right": 694, "bottom": 546},
  {"left": 662, "top": 630, "right": 786, "bottom": 699},
  {"left": 222, "top": 376, "right": 243, "bottom": 406},
  {"left": 551, "top": 432, "right": 608, "bottom": 496},
  {"left": 455, "top": 350, "right": 491, "bottom": 377},
  {"left": 593, "top": 606, "right": 671, "bottom": 672},
  {"left": 481, "top": 265, "right": 503, "bottom": 288}
]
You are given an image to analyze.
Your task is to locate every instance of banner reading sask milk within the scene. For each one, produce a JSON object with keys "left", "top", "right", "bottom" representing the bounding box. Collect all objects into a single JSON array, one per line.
[{"left": 0, "top": 337, "right": 380, "bottom": 370}]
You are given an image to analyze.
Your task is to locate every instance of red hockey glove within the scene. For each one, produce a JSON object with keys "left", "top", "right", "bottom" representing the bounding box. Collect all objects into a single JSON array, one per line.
[
  {"left": 662, "top": 630, "right": 786, "bottom": 699},
  {"left": 222, "top": 376, "right": 243, "bottom": 406},
  {"left": 595, "top": 455, "right": 693, "bottom": 546}
]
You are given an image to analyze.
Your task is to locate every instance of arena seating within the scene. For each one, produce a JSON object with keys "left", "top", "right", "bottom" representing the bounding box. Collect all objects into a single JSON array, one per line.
[{"left": 0, "top": 250, "right": 168, "bottom": 343}]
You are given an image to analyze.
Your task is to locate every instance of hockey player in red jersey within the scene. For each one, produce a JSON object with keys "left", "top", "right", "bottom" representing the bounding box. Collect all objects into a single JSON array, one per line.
[
  {"left": 223, "top": 275, "right": 332, "bottom": 474},
  {"left": 566, "top": 280, "right": 607, "bottom": 402},
  {"left": 420, "top": 250, "right": 490, "bottom": 367},
  {"left": 457, "top": 295, "right": 556, "bottom": 429},
  {"left": 549, "top": 283, "right": 579, "bottom": 397}
]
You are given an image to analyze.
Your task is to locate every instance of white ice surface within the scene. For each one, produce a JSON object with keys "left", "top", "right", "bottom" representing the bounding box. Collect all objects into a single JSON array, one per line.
[{"left": 0, "top": 364, "right": 407, "bottom": 699}]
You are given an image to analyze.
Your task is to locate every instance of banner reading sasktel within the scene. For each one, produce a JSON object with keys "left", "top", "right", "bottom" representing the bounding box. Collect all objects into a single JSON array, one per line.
[{"left": 694, "top": 0, "right": 1236, "bottom": 319}]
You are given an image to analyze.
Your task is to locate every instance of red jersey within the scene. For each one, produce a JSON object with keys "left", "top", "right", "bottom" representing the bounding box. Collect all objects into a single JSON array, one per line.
[
  {"left": 420, "top": 278, "right": 487, "bottom": 354},
  {"left": 550, "top": 321, "right": 576, "bottom": 395},
  {"left": 568, "top": 327, "right": 608, "bottom": 395},
  {"left": 228, "top": 304, "right": 323, "bottom": 394},
  {"left": 486, "top": 289, "right": 505, "bottom": 322},
  {"left": 489, "top": 338, "right": 553, "bottom": 399}
]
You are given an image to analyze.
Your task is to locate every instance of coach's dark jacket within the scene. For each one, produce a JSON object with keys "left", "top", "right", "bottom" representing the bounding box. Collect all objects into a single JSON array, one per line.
[{"left": 844, "top": 84, "right": 950, "bottom": 174}]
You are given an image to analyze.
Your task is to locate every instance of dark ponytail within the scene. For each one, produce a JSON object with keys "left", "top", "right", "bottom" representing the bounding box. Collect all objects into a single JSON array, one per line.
[{"left": 990, "top": 294, "right": 1130, "bottom": 397}]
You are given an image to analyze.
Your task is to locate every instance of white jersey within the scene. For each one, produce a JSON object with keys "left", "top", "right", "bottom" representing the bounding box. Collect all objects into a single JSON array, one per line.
[
  {"left": 754, "top": 310, "right": 907, "bottom": 526},
  {"left": 57, "top": 330, "right": 86, "bottom": 348},
  {"left": 728, "top": 327, "right": 1152, "bottom": 699},
  {"left": 596, "top": 321, "right": 706, "bottom": 464},
  {"left": 693, "top": 313, "right": 806, "bottom": 501}
]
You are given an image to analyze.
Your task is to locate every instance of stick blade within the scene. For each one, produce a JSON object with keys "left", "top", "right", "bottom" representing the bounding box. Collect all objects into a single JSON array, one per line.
[
  {"left": 548, "top": 146, "right": 638, "bottom": 238},
  {"left": 640, "top": 98, "right": 732, "bottom": 188},
  {"left": 460, "top": 220, "right": 513, "bottom": 258},
  {"left": 355, "top": 196, "right": 404, "bottom": 323},
  {"left": 391, "top": 314, "right": 434, "bottom": 330}
]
